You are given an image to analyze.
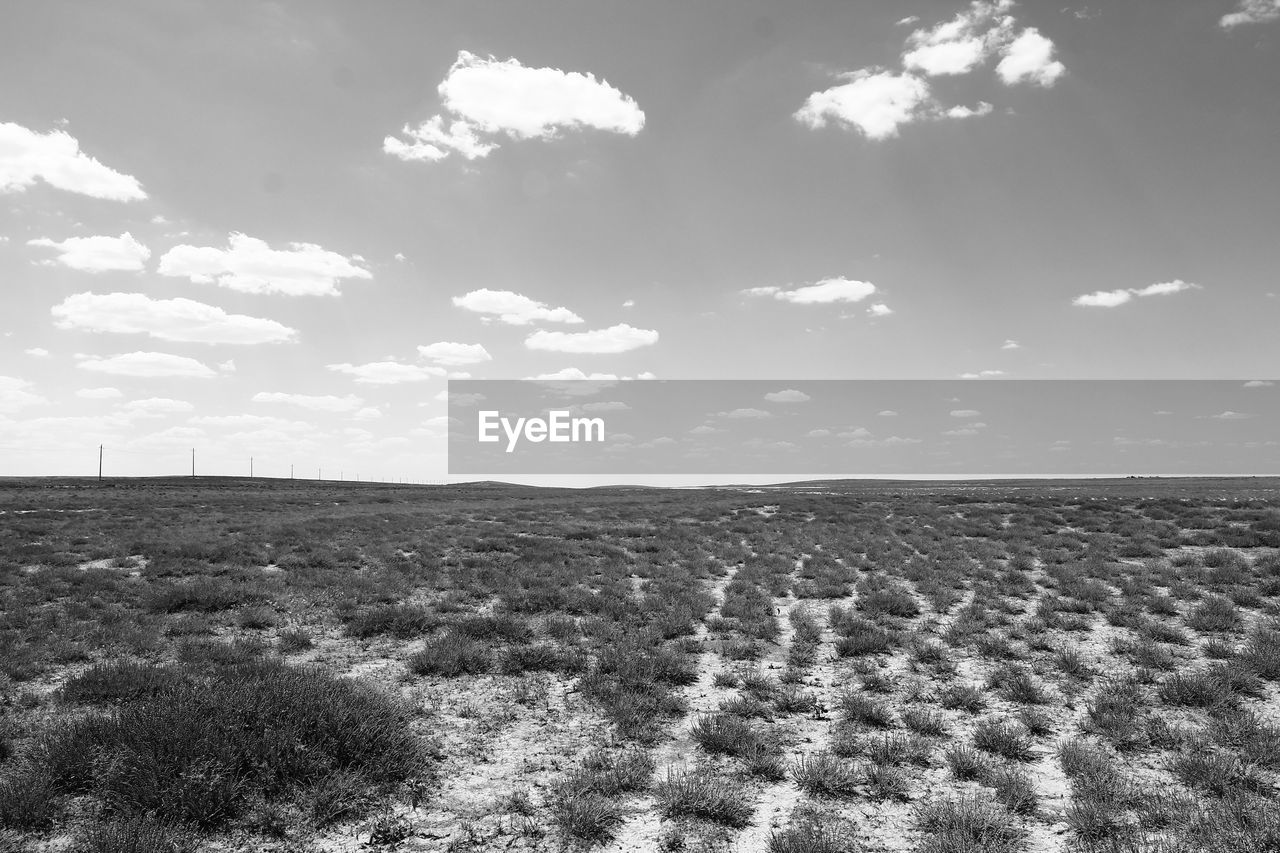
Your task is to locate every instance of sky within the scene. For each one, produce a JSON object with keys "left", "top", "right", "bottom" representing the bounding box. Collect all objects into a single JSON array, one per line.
[{"left": 1, "top": 0, "right": 1278, "bottom": 481}]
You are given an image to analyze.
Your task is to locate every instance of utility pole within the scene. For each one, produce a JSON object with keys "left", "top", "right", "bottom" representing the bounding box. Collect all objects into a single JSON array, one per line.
[
  {"left": 98, "top": 444, "right": 103, "bottom": 481},
  {"left": 191, "top": 448, "right": 195, "bottom": 478},
  {"left": 290, "top": 464, "right": 294, "bottom": 479},
  {"left": 250, "top": 457, "right": 254, "bottom": 478}
]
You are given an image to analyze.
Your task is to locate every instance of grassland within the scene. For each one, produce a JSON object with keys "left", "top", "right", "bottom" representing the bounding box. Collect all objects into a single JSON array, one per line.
[{"left": 1, "top": 476, "right": 1278, "bottom": 852}]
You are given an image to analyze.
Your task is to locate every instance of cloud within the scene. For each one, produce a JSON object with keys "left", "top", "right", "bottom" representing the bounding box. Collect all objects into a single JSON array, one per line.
[
  {"left": 24, "top": 347, "right": 50, "bottom": 357},
  {"left": 720, "top": 407, "right": 772, "bottom": 419},
  {"left": 765, "top": 389, "right": 811, "bottom": 403},
  {"left": 1213, "top": 411, "right": 1254, "bottom": 420},
  {"left": 0, "top": 376, "right": 46, "bottom": 412},
  {"left": 122, "top": 397, "right": 194, "bottom": 417},
  {"left": 452, "top": 288, "right": 583, "bottom": 325},
  {"left": 0, "top": 122, "right": 146, "bottom": 201},
  {"left": 847, "top": 435, "right": 923, "bottom": 447},
  {"left": 878, "top": 410, "right": 898, "bottom": 417},
  {"left": 157, "top": 233, "right": 372, "bottom": 296},
  {"left": 76, "top": 387, "right": 122, "bottom": 399},
  {"left": 945, "top": 102, "right": 994, "bottom": 119},
  {"left": 746, "top": 277, "right": 877, "bottom": 305},
  {"left": 1221, "top": 0, "right": 1280, "bottom": 29},
  {"left": 52, "top": 292, "right": 296, "bottom": 344},
  {"left": 902, "top": 1, "right": 1014, "bottom": 76},
  {"left": 326, "top": 362, "right": 444, "bottom": 384},
  {"left": 353, "top": 407, "right": 383, "bottom": 421},
  {"left": 525, "top": 323, "right": 658, "bottom": 354},
  {"left": 1073, "top": 280, "right": 1201, "bottom": 307},
  {"left": 996, "top": 28, "right": 1066, "bottom": 86},
  {"left": 866, "top": 303, "right": 895, "bottom": 316},
  {"left": 1002, "top": 339, "right": 1021, "bottom": 349},
  {"left": 417, "top": 341, "right": 492, "bottom": 366},
  {"left": 77, "top": 352, "right": 217, "bottom": 378},
  {"left": 252, "top": 392, "right": 364, "bottom": 412},
  {"left": 950, "top": 409, "right": 982, "bottom": 418},
  {"left": 1244, "top": 380, "right": 1274, "bottom": 388},
  {"left": 385, "top": 50, "right": 644, "bottom": 162},
  {"left": 795, "top": 70, "right": 933, "bottom": 140},
  {"left": 690, "top": 424, "right": 722, "bottom": 435},
  {"left": 807, "top": 428, "right": 831, "bottom": 438},
  {"left": 28, "top": 233, "right": 150, "bottom": 272},
  {"left": 960, "top": 369, "right": 1006, "bottom": 378},
  {"left": 839, "top": 427, "right": 873, "bottom": 439}
]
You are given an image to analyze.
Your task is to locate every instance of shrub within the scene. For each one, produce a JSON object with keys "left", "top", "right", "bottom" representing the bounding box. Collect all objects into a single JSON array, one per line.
[
  {"left": 972, "top": 719, "right": 1035, "bottom": 762},
  {"left": 0, "top": 766, "right": 57, "bottom": 829},
  {"left": 768, "top": 823, "right": 856, "bottom": 853},
  {"left": 916, "top": 795, "right": 1026, "bottom": 853},
  {"left": 1188, "top": 596, "right": 1242, "bottom": 633},
  {"left": 791, "top": 752, "right": 861, "bottom": 798},
  {"left": 903, "top": 707, "right": 948, "bottom": 737},
  {"left": 344, "top": 603, "right": 442, "bottom": 639},
  {"left": 277, "top": 628, "right": 314, "bottom": 653},
  {"left": 939, "top": 683, "right": 986, "bottom": 714},
  {"left": 945, "top": 745, "right": 988, "bottom": 781},
  {"left": 58, "top": 661, "right": 184, "bottom": 705},
  {"left": 549, "top": 789, "right": 623, "bottom": 843},
  {"left": 1169, "top": 751, "right": 1269, "bottom": 797},
  {"left": 407, "top": 633, "right": 490, "bottom": 677},
  {"left": 984, "top": 765, "right": 1038, "bottom": 816},
  {"left": 76, "top": 815, "right": 198, "bottom": 853},
  {"left": 656, "top": 770, "right": 753, "bottom": 828},
  {"left": 840, "top": 692, "right": 895, "bottom": 729}
]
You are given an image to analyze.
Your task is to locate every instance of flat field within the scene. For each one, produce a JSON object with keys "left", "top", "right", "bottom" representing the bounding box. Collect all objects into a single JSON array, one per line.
[{"left": 1, "top": 477, "right": 1279, "bottom": 853}]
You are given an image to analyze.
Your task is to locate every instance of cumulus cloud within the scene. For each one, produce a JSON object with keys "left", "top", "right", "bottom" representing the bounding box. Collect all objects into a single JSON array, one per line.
[
  {"left": 795, "top": 70, "right": 933, "bottom": 140},
  {"left": 720, "top": 408, "right": 772, "bottom": 419},
  {"left": 996, "top": 28, "right": 1066, "bottom": 87},
  {"left": 867, "top": 303, "right": 895, "bottom": 316},
  {"left": 385, "top": 50, "right": 644, "bottom": 162},
  {"left": 527, "top": 367, "right": 650, "bottom": 381},
  {"left": 24, "top": 347, "right": 50, "bottom": 357},
  {"left": 1073, "top": 280, "right": 1200, "bottom": 307},
  {"left": 1221, "top": 0, "right": 1280, "bottom": 29},
  {"left": 0, "top": 122, "right": 146, "bottom": 201},
  {"left": 1213, "top": 411, "right": 1254, "bottom": 420},
  {"left": 1002, "top": 339, "right": 1021, "bottom": 349},
  {"left": 417, "top": 341, "right": 492, "bottom": 366},
  {"left": 157, "top": 233, "right": 371, "bottom": 296},
  {"left": 1244, "top": 380, "right": 1274, "bottom": 388},
  {"left": 52, "top": 292, "right": 296, "bottom": 344},
  {"left": 746, "top": 277, "right": 878, "bottom": 305},
  {"left": 765, "top": 389, "right": 811, "bottom": 403},
  {"left": 878, "top": 410, "right": 899, "bottom": 417},
  {"left": 452, "top": 288, "right": 582, "bottom": 325},
  {"left": 0, "top": 376, "right": 46, "bottom": 412},
  {"left": 525, "top": 323, "right": 658, "bottom": 354},
  {"left": 77, "top": 352, "right": 217, "bottom": 378},
  {"left": 950, "top": 409, "right": 982, "bottom": 418},
  {"left": 326, "top": 362, "right": 444, "bottom": 384},
  {"left": 252, "top": 392, "right": 364, "bottom": 412},
  {"left": 28, "top": 233, "right": 150, "bottom": 272},
  {"left": 76, "top": 387, "right": 122, "bottom": 399}
]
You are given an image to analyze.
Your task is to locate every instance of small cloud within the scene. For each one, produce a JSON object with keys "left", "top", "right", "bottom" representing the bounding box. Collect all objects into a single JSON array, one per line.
[
  {"left": 795, "top": 70, "right": 932, "bottom": 140},
  {"left": 77, "top": 351, "right": 216, "bottom": 378},
  {"left": 878, "top": 410, "right": 898, "bottom": 417},
  {"left": 689, "top": 424, "right": 721, "bottom": 435},
  {"left": 157, "top": 233, "right": 371, "bottom": 297},
  {"left": 452, "top": 288, "right": 582, "bottom": 325},
  {"left": 896, "top": 15, "right": 920, "bottom": 26},
  {"left": 393, "top": 252, "right": 406, "bottom": 261},
  {"left": 1002, "top": 339, "right": 1021, "bottom": 350},
  {"left": 28, "top": 232, "right": 150, "bottom": 272},
  {"left": 944, "top": 102, "right": 994, "bottom": 119},
  {"left": 24, "top": 347, "right": 50, "bottom": 357},
  {"left": 719, "top": 407, "right": 772, "bottom": 419},
  {"left": 253, "top": 392, "right": 364, "bottom": 412},
  {"left": 839, "top": 427, "right": 872, "bottom": 439},
  {"left": 764, "top": 389, "right": 811, "bottom": 403},
  {"left": 1074, "top": 279, "right": 1200, "bottom": 308},
  {"left": 959, "top": 370, "right": 1006, "bottom": 378},
  {"left": 0, "top": 122, "right": 146, "bottom": 201},
  {"left": 122, "top": 397, "right": 194, "bottom": 417},
  {"left": 1244, "top": 380, "right": 1274, "bottom": 388},
  {"left": 950, "top": 409, "right": 982, "bottom": 418},
  {"left": 0, "top": 376, "right": 47, "bottom": 411},
  {"left": 806, "top": 428, "right": 831, "bottom": 438},
  {"left": 76, "top": 386, "right": 122, "bottom": 399},
  {"left": 525, "top": 323, "right": 658, "bottom": 354},
  {"left": 745, "top": 278, "right": 877, "bottom": 305},
  {"left": 417, "top": 341, "right": 492, "bottom": 366},
  {"left": 867, "top": 303, "right": 894, "bottom": 316},
  {"left": 353, "top": 407, "right": 383, "bottom": 421},
  {"left": 1213, "top": 411, "right": 1254, "bottom": 420},
  {"left": 327, "top": 361, "right": 443, "bottom": 384},
  {"left": 52, "top": 292, "right": 296, "bottom": 345},
  {"left": 1153, "top": 410, "right": 1173, "bottom": 416},
  {"left": 996, "top": 28, "right": 1066, "bottom": 87}
]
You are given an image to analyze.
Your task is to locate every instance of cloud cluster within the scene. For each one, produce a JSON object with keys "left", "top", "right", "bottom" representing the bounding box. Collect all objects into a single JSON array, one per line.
[
  {"left": 0, "top": 122, "right": 146, "bottom": 201},
  {"left": 452, "top": 289, "right": 583, "bottom": 325},
  {"left": 385, "top": 51, "right": 644, "bottom": 162},
  {"left": 28, "top": 233, "right": 150, "bottom": 272},
  {"left": 158, "top": 233, "right": 372, "bottom": 296},
  {"left": 796, "top": 1, "right": 1065, "bottom": 140},
  {"left": 1073, "top": 280, "right": 1201, "bottom": 308},
  {"left": 52, "top": 292, "right": 296, "bottom": 344},
  {"left": 0, "top": 376, "right": 46, "bottom": 412},
  {"left": 1221, "top": 0, "right": 1280, "bottom": 28}
]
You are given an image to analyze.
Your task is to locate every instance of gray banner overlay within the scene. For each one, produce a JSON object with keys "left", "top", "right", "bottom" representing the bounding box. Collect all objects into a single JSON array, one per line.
[{"left": 447, "top": 380, "right": 1279, "bottom": 476}]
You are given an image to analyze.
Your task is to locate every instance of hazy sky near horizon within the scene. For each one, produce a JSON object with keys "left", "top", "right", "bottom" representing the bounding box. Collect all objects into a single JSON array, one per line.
[{"left": 1, "top": 0, "right": 1278, "bottom": 480}]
